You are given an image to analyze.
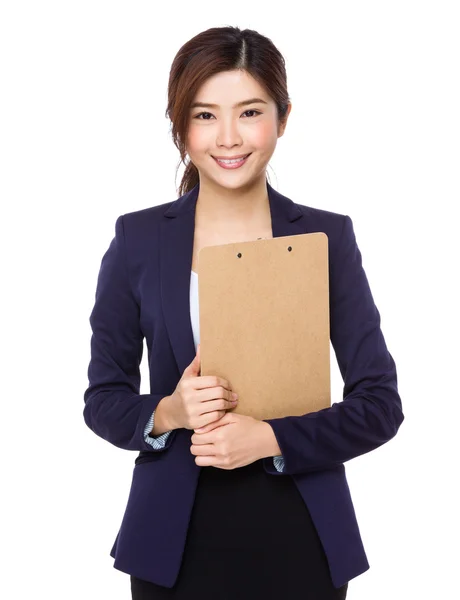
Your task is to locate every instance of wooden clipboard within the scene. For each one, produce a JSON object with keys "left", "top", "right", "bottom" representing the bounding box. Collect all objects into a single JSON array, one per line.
[{"left": 197, "top": 232, "right": 331, "bottom": 421}]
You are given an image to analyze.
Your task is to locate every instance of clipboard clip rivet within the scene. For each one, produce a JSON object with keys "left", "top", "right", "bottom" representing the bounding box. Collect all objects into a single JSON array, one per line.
[
  {"left": 237, "top": 253, "right": 242, "bottom": 258},
  {"left": 288, "top": 246, "right": 292, "bottom": 252}
]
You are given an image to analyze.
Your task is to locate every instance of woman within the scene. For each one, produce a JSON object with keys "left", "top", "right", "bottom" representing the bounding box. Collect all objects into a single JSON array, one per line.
[{"left": 83, "top": 26, "right": 404, "bottom": 599}]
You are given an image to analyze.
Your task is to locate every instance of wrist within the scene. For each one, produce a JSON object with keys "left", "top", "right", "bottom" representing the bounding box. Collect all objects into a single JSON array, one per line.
[
  {"left": 152, "top": 395, "right": 176, "bottom": 434},
  {"left": 259, "top": 421, "right": 282, "bottom": 459},
  {"left": 163, "top": 394, "right": 178, "bottom": 431}
]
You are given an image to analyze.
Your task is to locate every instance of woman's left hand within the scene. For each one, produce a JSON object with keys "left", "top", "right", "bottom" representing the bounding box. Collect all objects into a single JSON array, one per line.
[{"left": 190, "top": 411, "right": 267, "bottom": 469}]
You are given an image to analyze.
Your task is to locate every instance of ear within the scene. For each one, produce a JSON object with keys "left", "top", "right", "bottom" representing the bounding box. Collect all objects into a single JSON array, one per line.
[{"left": 278, "top": 102, "right": 292, "bottom": 137}]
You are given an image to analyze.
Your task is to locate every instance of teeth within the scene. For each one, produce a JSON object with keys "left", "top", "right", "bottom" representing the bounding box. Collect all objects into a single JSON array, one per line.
[{"left": 216, "top": 155, "right": 247, "bottom": 164}]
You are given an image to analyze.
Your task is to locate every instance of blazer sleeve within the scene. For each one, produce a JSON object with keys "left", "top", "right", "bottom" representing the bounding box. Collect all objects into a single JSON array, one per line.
[
  {"left": 83, "top": 215, "right": 177, "bottom": 452},
  {"left": 262, "top": 215, "right": 404, "bottom": 476}
]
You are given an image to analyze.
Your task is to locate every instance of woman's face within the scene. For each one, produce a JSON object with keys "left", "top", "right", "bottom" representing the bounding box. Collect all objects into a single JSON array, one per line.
[{"left": 186, "top": 69, "right": 291, "bottom": 191}]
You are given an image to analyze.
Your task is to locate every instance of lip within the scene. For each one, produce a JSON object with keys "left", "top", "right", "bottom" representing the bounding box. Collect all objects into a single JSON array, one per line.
[
  {"left": 212, "top": 153, "right": 252, "bottom": 170},
  {"left": 212, "top": 153, "right": 251, "bottom": 160}
]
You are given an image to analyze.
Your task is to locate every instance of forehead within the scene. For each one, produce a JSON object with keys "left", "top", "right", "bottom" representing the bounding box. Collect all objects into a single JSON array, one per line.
[{"left": 191, "top": 70, "right": 271, "bottom": 106}]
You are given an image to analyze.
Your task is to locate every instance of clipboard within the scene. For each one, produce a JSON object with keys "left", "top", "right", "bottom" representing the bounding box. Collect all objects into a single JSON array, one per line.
[{"left": 197, "top": 232, "right": 331, "bottom": 421}]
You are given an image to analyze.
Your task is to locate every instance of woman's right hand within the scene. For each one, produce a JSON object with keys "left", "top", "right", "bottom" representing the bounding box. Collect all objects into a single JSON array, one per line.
[{"left": 167, "top": 344, "right": 239, "bottom": 431}]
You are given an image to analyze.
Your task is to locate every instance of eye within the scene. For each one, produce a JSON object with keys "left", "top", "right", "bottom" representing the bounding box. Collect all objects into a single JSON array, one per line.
[
  {"left": 195, "top": 112, "right": 214, "bottom": 120},
  {"left": 242, "top": 109, "right": 262, "bottom": 118},
  {"left": 194, "top": 109, "right": 262, "bottom": 120}
]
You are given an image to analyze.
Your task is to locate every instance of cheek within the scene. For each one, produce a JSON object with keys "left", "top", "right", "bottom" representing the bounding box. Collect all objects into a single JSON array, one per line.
[
  {"left": 186, "top": 126, "right": 211, "bottom": 154},
  {"left": 186, "top": 128, "right": 199, "bottom": 153},
  {"left": 250, "top": 122, "right": 278, "bottom": 150}
]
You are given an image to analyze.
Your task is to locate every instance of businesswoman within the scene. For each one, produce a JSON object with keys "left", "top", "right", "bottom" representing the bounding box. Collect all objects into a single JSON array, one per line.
[{"left": 83, "top": 26, "right": 404, "bottom": 600}]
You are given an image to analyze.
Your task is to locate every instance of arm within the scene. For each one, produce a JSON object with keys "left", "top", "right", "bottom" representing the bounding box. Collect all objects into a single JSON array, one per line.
[
  {"left": 83, "top": 214, "right": 177, "bottom": 452},
  {"left": 262, "top": 215, "right": 404, "bottom": 476}
]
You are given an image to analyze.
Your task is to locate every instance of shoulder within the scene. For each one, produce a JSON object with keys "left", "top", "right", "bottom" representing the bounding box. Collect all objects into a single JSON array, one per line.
[
  {"left": 112, "top": 199, "right": 177, "bottom": 253},
  {"left": 290, "top": 197, "right": 350, "bottom": 248},
  {"left": 280, "top": 194, "right": 359, "bottom": 268},
  {"left": 120, "top": 200, "right": 175, "bottom": 234},
  {"left": 294, "top": 194, "right": 347, "bottom": 224},
  {"left": 273, "top": 183, "right": 348, "bottom": 234}
]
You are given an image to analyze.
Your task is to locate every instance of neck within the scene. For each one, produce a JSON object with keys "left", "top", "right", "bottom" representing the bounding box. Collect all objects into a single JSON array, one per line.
[{"left": 195, "top": 172, "right": 270, "bottom": 229}]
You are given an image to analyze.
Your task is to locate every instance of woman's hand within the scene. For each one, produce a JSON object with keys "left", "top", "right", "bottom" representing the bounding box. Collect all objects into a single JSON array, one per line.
[
  {"left": 167, "top": 344, "right": 238, "bottom": 431},
  {"left": 190, "top": 411, "right": 268, "bottom": 469}
]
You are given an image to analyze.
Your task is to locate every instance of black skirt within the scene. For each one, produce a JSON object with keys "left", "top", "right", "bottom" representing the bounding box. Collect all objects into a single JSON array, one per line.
[{"left": 131, "top": 459, "right": 348, "bottom": 600}]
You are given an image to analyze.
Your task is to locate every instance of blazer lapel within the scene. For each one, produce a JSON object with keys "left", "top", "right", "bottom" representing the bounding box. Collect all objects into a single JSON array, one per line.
[{"left": 160, "top": 181, "right": 305, "bottom": 377}]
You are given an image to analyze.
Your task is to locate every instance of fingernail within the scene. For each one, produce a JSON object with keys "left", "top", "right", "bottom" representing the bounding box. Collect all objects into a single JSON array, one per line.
[{"left": 232, "top": 392, "right": 238, "bottom": 399}]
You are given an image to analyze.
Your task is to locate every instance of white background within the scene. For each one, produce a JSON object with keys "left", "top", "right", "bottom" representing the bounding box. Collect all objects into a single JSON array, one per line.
[{"left": 2, "top": 1, "right": 459, "bottom": 599}]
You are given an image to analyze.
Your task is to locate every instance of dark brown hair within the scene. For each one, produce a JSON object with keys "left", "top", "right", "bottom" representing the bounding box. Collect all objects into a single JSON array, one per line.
[{"left": 165, "top": 26, "right": 291, "bottom": 197}]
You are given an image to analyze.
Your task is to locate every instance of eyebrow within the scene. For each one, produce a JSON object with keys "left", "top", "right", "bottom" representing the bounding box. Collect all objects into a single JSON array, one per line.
[{"left": 190, "top": 97, "right": 268, "bottom": 110}]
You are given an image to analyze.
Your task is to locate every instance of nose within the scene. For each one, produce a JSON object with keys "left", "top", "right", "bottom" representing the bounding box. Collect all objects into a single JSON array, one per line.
[{"left": 216, "top": 116, "right": 243, "bottom": 149}]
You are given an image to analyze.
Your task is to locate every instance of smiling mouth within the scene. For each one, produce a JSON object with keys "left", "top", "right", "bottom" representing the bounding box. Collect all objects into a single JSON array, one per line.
[
  {"left": 213, "top": 153, "right": 250, "bottom": 160},
  {"left": 212, "top": 153, "right": 252, "bottom": 166}
]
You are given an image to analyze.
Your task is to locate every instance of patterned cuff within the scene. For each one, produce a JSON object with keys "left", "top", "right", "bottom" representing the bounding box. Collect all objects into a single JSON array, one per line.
[
  {"left": 143, "top": 410, "right": 173, "bottom": 449},
  {"left": 273, "top": 455, "right": 285, "bottom": 472}
]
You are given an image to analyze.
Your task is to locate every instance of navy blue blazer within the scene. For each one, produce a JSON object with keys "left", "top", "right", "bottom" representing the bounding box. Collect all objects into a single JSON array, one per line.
[{"left": 83, "top": 181, "right": 404, "bottom": 589}]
